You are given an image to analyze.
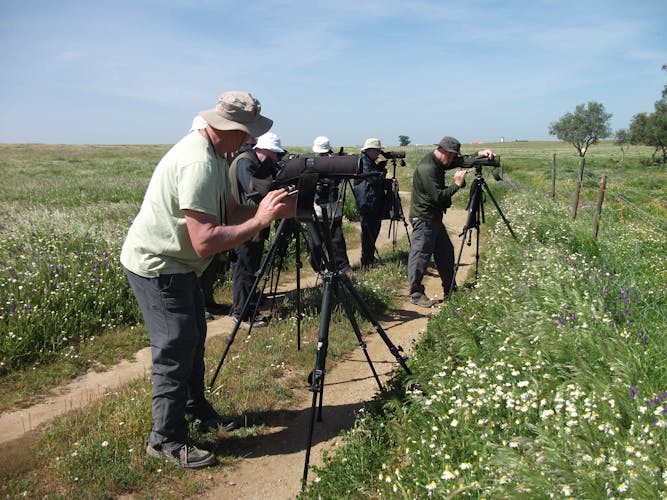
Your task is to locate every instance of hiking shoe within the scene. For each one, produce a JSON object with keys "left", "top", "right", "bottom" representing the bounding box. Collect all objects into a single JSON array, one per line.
[
  {"left": 235, "top": 316, "right": 269, "bottom": 330},
  {"left": 187, "top": 400, "right": 238, "bottom": 432},
  {"left": 196, "top": 413, "right": 238, "bottom": 432},
  {"left": 205, "top": 302, "right": 227, "bottom": 314},
  {"left": 339, "top": 265, "right": 352, "bottom": 275},
  {"left": 146, "top": 443, "right": 215, "bottom": 469},
  {"left": 410, "top": 294, "right": 438, "bottom": 308}
]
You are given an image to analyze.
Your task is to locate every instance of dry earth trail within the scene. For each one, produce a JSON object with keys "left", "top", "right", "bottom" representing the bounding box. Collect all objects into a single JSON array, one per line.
[{"left": 0, "top": 206, "right": 476, "bottom": 499}]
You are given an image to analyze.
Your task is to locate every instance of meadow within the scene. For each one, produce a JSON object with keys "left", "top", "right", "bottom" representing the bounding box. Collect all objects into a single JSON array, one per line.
[
  {"left": 0, "top": 140, "right": 665, "bottom": 497},
  {"left": 305, "top": 142, "right": 667, "bottom": 498}
]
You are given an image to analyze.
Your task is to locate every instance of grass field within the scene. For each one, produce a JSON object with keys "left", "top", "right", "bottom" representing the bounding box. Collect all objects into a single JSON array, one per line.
[{"left": 0, "top": 140, "right": 665, "bottom": 498}]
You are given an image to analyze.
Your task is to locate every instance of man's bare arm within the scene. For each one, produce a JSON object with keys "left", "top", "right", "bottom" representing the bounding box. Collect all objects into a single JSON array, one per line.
[{"left": 185, "top": 188, "right": 295, "bottom": 258}]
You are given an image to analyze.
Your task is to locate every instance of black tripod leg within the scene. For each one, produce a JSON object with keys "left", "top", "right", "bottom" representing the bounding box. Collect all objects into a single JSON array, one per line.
[
  {"left": 480, "top": 179, "right": 517, "bottom": 240},
  {"left": 209, "top": 219, "right": 288, "bottom": 389},
  {"left": 402, "top": 217, "right": 411, "bottom": 246},
  {"left": 296, "top": 223, "right": 303, "bottom": 351},
  {"left": 395, "top": 187, "right": 411, "bottom": 246},
  {"left": 245, "top": 266, "right": 272, "bottom": 336},
  {"left": 334, "top": 278, "right": 384, "bottom": 390},
  {"left": 474, "top": 226, "right": 481, "bottom": 282},
  {"left": 450, "top": 227, "right": 471, "bottom": 297},
  {"left": 268, "top": 250, "right": 283, "bottom": 316},
  {"left": 338, "top": 273, "right": 411, "bottom": 375},
  {"left": 302, "top": 275, "right": 334, "bottom": 488}
]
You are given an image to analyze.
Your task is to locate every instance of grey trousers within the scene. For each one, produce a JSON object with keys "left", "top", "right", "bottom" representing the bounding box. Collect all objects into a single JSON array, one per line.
[
  {"left": 407, "top": 218, "right": 455, "bottom": 298},
  {"left": 125, "top": 269, "right": 207, "bottom": 451}
]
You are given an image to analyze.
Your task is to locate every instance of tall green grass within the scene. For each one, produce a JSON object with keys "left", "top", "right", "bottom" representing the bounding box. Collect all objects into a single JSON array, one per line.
[
  {"left": 0, "top": 145, "right": 167, "bottom": 373},
  {"left": 305, "top": 148, "right": 666, "bottom": 498},
  {"left": 0, "top": 141, "right": 664, "bottom": 498}
]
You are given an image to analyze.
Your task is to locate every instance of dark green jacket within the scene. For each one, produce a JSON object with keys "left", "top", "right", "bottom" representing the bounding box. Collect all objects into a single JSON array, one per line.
[{"left": 409, "top": 152, "right": 461, "bottom": 221}]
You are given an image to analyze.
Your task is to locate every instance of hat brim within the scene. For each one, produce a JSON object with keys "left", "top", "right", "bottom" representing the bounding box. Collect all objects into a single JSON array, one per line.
[
  {"left": 199, "top": 109, "right": 273, "bottom": 138},
  {"left": 434, "top": 143, "right": 462, "bottom": 156},
  {"left": 256, "top": 145, "right": 285, "bottom": 153}
]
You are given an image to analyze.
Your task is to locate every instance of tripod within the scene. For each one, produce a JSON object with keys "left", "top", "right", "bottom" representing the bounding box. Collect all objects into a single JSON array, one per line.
[
  {"left": 208, "top": 217, "right": 308, "bottom": 390},
  {"left": 301, "top": 190, "right": 412, "bottom": 489},
  {"left": 265, "top": 219, "right": 310, "bottom": 339},
  {"left": 385, "top": 158, "right": 411, "bottom": 250},
  {"left": 449, "top": 165, "right": 516, "bottom": 297}
]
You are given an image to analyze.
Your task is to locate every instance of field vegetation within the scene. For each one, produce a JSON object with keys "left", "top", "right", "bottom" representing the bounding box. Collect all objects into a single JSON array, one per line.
[
  {"left": 306, "top": 141, "right": 667, "bottom": 498},
  {"left": 0, "top": 140, "right": 665, "bottom": 498}
]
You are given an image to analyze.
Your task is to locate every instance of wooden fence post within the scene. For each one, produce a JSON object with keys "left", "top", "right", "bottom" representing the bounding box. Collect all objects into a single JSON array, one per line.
[
  {"left": 551, "top": 153, "right": 557, "bottom": 199},
  {"left": 592, "top": 175, "right": 607, "bottom": 239},
  {"left": 572, "top": 156, "right": 585, "bottom": 220}
]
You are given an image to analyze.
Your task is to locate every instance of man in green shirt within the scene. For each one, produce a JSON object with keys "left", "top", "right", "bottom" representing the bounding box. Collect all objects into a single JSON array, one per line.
[
  {"left": 121, "top": 91, "right": 295, "bottom": 469},
  {"left": 407, "top": 136, "right": 494, "bottom": 307}
]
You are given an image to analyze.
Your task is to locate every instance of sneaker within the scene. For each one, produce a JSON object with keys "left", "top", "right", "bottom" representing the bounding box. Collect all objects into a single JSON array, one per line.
[
  {"left": 146, "top": 443, "right": 215, "bottom": 469},
  {"left": 204, "top": 310, "right": 214, "bottom": 321},
  {"left": 241, "top": 319, "right": 268, "bottom": 330},
  {"left": 410, "top": 294, "right": 438, "bottom": 308},
  {"left": 235, "top": 316, "right": 269, "bottom": 330}
]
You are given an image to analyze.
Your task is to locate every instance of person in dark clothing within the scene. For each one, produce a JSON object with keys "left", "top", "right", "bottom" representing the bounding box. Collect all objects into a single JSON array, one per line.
[
  {"left": 407, "top": 136, "right": 495, "bottom": 308},
  {"left": 352, "top": 138, "right": 387, "bottom": 269},
  {"left": 306, "top": 136, "right": 351, "bottom": 275},
  {"left": 189, "top": 115, "right": 229, "bottom": 319},
  {"left": 228, "top": 132, "right": 284, "bottom": 328},
  {"left": 198, "top": 255, "right": 226, "bottom": 318}
]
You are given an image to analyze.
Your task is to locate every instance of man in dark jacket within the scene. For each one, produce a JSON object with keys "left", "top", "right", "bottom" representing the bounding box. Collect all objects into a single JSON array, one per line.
[
  {"left": 228, "top": 132, "right": 284, "bottom": 328},
  {"left": 407, "top": 136, "right": 495, "bottom": 307},
  {"left": 307, "top": 136, "right": 351, "bottom": 275},
  {"left": 352, "top": 138, "right": 387, "bottom": 269}
]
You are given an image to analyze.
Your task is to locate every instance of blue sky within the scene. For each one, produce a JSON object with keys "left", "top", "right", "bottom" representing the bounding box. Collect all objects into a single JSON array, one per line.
[{"left": 0, "top": 0, "right": 665, "bottom": 147}]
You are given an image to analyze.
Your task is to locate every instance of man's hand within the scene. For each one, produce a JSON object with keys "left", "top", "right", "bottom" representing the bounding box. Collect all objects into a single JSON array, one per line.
[
  {"left": 254, "top": 188, "right": 296, "bottom": 228},
  {"left": 453, "top": 169, "right": 467, "bottom": 187},
  {"left": 477, "top": 149, "right": 495, "bottom": 159}
]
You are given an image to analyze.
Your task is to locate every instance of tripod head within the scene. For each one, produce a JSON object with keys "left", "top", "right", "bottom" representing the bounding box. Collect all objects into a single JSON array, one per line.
[{"left": 463, "top": 173, "right": 485, "bottom": 231}]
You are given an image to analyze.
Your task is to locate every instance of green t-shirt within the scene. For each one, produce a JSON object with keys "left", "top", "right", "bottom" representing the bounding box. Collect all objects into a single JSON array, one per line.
[{"left": 120, "top": 132, "right": 229, "bottom": 277}]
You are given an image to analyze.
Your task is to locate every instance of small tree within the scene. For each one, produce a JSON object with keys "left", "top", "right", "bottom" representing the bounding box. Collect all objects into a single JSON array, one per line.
[
  {"left": 628, "top": 65, "right": 667, "bottom": 165},
  {"left": 548, "top": 101, "right": 612, "bottom": 157},
  {"left": 629, "top": 103, "right": 667, "bottom": 163},
  {"left": 398, "top": 135, "right": 411, "bottom": 147},
  {"left": 614, "top": 128, "right": 630, "bottom": 163}
]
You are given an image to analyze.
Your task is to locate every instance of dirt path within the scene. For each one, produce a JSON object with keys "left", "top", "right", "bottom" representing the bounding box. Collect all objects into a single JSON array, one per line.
[
  {"left": 197, "top": 208, "right": 473, "bottom": 499},
  {"left": 0, "top": 206, "right": 475, "bottom": 499}
]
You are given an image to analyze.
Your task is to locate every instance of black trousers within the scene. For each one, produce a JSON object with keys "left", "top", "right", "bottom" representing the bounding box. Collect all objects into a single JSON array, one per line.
[
  {"left": 231, "top": 239, "right": 266, "bottom": 320},
  {"left": 198, "top": 256, "right": 219, "bottom": 305},
  {"left": 306, "top": 216, "right": 350, "bottom": 273},
  {"left": 359, "top": 212, "right": 382, "bottom": 266}
]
